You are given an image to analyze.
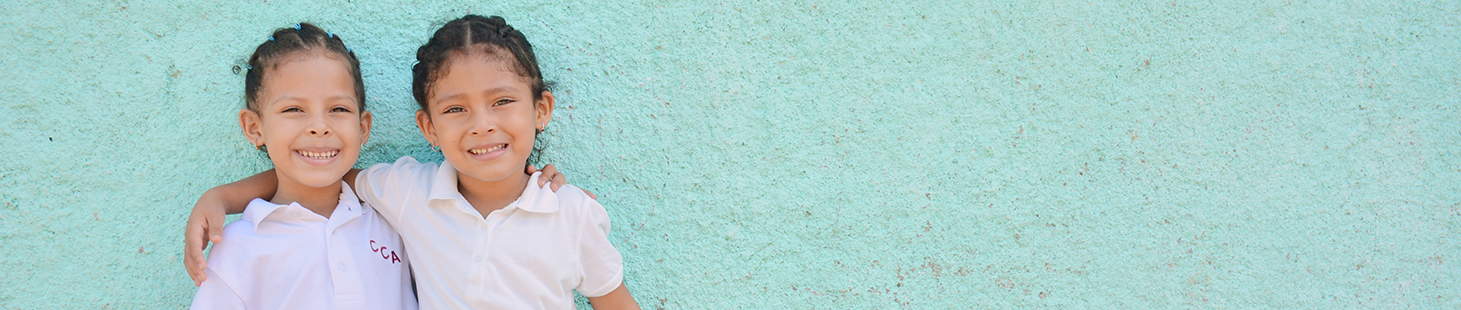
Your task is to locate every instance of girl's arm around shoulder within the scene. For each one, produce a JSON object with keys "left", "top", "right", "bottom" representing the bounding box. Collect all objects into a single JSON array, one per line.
[
  {"left": 348, "top": 156, "right": 439, "bottom": 222},
  {"left": 185, "top": 169, "right": 279, "bottom": 286}
]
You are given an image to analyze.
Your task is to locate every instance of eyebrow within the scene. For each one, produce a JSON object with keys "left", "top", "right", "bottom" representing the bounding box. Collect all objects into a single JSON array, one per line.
[
  {"left": 324, "top": 95, "right": 359, "bottom": 104},
  {"left": 267, "top": 96, "right": 304, "bottom": 109},
  {"left": 267, "top": 95, "right": 357, "bottom": 109},
  {"left": 431, "top": 86, "right": 522, "bottom": 106}
]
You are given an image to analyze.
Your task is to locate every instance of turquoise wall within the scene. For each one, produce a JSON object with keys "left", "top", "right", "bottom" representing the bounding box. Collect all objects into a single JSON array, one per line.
[{"left": 2, "top": 0, "right": 1458, "bottom": 308}]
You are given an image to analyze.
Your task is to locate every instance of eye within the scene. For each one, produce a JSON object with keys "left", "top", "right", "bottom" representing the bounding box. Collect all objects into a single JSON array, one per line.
[
  {"left": 281, "top": 107, "right": 303, "bottom": 113},
  {"left": 493, "top": 99, "right": 515, "bottom": 107},
  {"left": 332, "top": 106, "right": 352, "bottom": 113},
  {"left": 443, "top": 106, "right": 465, "bottom": 113}
]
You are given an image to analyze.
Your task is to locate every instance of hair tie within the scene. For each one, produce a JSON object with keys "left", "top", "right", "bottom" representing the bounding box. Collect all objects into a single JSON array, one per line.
[
  {"left": 294, "top": 23, "right": 302, "bottom": 30},
  {"left": 346, "top": 47, "right": 352, "bottom": 53},
  {"left": 268, "top": 35, "right": 275, "bottom": 41},
  {"left": 245, "top": 64, "right": 253, "bottom": 70},
  {"left": 328, "top": 32, "right": 334, "bottom": 39}
]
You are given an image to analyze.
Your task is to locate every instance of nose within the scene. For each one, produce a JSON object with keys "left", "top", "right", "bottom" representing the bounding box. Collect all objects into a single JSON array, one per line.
[
  {"left": 467, "top": 109, "right": 497, "bottom": 136},
  {"left": 307, "top": 113, "right": 332, "bottom": 136}
]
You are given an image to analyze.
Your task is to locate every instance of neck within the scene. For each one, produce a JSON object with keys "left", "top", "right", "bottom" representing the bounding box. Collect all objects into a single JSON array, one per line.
[
  {"left": 271, "top": 177, "right": 342, "bottom": 219},
  {"left": 457, "top": 170, "right": 531, "bottom": 218}
]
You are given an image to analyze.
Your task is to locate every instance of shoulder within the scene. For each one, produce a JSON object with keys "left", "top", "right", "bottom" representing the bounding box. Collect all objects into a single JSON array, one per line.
[
  {"left": 205, "top": 220, "right": 270, "bottom": 284},
  {"left": 356, "top": 156, "right": 441, "bottom": 204},
  {"left": 355, "top": 200, "right": 403, "bottom": 234},
  {"left": 551, "top": 184, "right": 595, "bottom": 206},
  {"left": 550, "top": 185, "right": 610, "bottom": 227},
  {"left": 362, "top": 156, "right": 438, "bottom": 178}
]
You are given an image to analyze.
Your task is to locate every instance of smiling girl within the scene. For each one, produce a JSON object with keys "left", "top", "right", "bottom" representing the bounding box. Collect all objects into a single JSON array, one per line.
[{"left": 188, "top": 23, "right": 415, "bottom": 309}]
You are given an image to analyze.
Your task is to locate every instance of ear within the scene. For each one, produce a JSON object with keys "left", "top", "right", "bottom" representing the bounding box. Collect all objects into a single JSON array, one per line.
[
  {"left": 535, "top": 90, "right": 555, "bottom": 131},
  {"left": 239, "top": 109, "right": 265, "bottom": 148},
  {"left": 359, "top": 110, "right": 374, "bottom": 145},
  {"left": 415, "top": 110, "right": 438, "bottom": 147}
]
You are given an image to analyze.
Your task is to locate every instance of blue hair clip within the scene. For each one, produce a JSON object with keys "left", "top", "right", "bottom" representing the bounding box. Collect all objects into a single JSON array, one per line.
[
  {"left": 346, "top": 47, "right": 352, "bottom": 53},
  {"left": 245, "top": 64, "right": 253, "bottom": 70},
  {"left": 328, "top": 32, "right": 334, "bottom": 39},
  {"left": 269, "top": 35, "right": 274, "bottom": 41},
  {"left": 294, "top": 23, "right": 302, "bottom": 30}
]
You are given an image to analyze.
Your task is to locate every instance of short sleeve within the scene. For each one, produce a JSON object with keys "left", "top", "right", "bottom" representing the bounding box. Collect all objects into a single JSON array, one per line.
[
  {"left": 190, "top": 269, "right": 246, "bottom": 310},
  {"left": 572, "top": 189, "right": 624, "bottom": 297},
  {"left": 355, "top": 156, "right": 435, "bottom": 224}
]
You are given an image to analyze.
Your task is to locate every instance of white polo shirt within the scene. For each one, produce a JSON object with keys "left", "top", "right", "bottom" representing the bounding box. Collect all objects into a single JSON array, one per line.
[
  {"left": 355, "top": 156, "right": 624, "bottom": 309},
  {"left": 191, "top": 182, "right": 416, "bottom": 310}
]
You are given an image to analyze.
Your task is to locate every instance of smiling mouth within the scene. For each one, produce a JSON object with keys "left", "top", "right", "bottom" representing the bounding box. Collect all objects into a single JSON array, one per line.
[
  {"left": 297, "top": 150, "right": 339, "bottom": 160},
  {"left": 468, "top": 144, "right": 506, "bottom": 155}
]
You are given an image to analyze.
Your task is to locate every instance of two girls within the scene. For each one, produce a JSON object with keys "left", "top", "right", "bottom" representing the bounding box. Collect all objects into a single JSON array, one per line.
[{"left": 186, "top": 16, "right": 639, "bottom": 309}]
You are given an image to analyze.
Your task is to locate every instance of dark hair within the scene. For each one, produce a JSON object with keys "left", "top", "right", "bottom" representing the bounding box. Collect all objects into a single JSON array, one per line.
[
  {"left": 411, "top": 15, "right": 549, "bottom": 111},
  {"left": 244, "top": 23, "right": 365, "bottom": 112}
]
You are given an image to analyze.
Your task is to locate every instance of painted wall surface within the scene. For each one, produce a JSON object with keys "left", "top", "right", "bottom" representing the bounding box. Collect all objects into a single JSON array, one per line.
[{"left": 2, "top": 0, "right": 1457, "bottom": 308}]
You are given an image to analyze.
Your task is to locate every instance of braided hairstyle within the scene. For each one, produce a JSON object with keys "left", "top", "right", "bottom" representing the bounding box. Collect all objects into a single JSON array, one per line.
[
  {"left": 244, "top": 23, "right": 365, "bottom": 112},
  {"left": 412, "top": 15, "right": 549, "bottom": 112}
]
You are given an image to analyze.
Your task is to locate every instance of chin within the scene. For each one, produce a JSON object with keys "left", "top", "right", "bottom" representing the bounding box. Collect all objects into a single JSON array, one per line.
[{"left": 289, "top": 171, "right": 348, "bottom": 189}]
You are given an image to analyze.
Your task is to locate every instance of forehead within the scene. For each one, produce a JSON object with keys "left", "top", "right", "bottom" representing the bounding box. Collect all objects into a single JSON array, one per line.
[
  {"left": 255, "top": 53, "right": 357, "bottom": 107},
  {"left": 429, "top": 54, "right": 533, "bottom": 101}
]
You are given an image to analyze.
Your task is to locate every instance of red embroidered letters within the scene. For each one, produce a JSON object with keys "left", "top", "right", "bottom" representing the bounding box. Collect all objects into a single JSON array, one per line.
[{"left": 370, "top": 239, "right": 402, "bottom": 264}]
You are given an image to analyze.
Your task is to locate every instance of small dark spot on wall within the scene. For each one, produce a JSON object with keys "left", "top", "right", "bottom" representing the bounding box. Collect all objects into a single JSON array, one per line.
[
  {"left": 49, "top": 137, "right": 53, "bottom": 141},
  {"left": 232, "top": 65, "right": 242, "bottom": 75}
]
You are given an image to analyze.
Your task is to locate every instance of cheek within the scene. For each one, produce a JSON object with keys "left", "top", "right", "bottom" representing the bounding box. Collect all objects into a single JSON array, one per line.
[
  {"left": 434, "top": 121, "right": 471, "bottom": 146},
  {"left": 333, "top": 120, "right": 364, "bottom": 140}
]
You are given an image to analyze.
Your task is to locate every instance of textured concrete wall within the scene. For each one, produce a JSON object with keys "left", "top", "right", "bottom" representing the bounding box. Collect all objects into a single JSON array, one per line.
[{"left": 2, "top": 0, "right": 1458, "bottom": 308}]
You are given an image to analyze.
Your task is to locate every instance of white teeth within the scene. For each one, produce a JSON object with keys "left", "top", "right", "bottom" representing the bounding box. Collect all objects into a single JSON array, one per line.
[
  {"left": 469, "top": 145, "right": 505, "bottom": 155},
  {"left": 298, "top": 150, "right": 338, "bottom": 159}
]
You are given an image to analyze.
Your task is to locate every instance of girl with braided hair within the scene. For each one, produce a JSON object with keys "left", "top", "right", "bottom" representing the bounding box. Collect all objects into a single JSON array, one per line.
[{"left": 188, "top": 23, "right": 416, "bottom": 309}]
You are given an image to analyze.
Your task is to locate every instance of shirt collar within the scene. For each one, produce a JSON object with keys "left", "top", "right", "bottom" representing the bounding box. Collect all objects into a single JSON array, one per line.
[
  {"left": 427, "top": 161, "right": 558, "bottom": 214},
  {"left": 515, "top": 172, "right": 559, "bottom": 213},
  {"left": 240, "top": 197, "right": 289, "bottom": 227},
  {"left": 240, "top": 181, "right": 362, "bottom": 227}
]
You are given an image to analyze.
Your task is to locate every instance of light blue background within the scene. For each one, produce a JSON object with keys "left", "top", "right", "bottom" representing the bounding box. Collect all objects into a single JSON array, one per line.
[{"left": 2, "top": 0, "right": 1458, "bottom": 308}]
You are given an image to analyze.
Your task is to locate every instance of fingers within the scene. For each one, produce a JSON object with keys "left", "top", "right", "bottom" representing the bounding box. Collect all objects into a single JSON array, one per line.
[
  {"left": 185, "top": 223, "right": 207, "bottom": 286},
  {"left": 184, "top": 241, "right": 199, "bottom": 285},
  {"left": 184, "top": 213, "right": 205, "bottom": 285},
  {"left": 538, "top": 164, "right": 561, "bottom": 190},
  {"left": 188, "top": 251, "right": 205, "bottom": 286},
  {"left": 549, "top": 174, "right": 564, "bottom": 191},
  {"left": 524, "top": 165, "right": 539, "bottom": 174},
  {"left": 184, "top": 210, "right": 227, "bottom": 286}
]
